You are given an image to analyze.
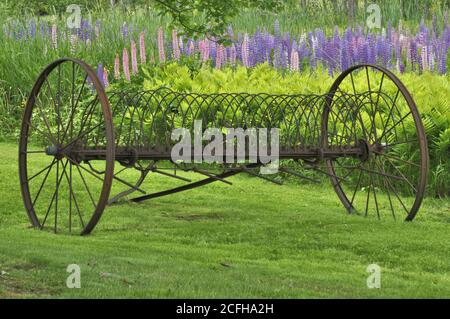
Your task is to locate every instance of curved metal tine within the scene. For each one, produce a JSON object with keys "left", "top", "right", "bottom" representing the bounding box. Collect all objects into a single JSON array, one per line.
[{"left": 108, "top": 168, "right": 151, "bottom": 205}]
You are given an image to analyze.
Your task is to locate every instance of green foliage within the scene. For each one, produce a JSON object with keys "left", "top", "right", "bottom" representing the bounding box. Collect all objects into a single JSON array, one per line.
[
  {"left": 150, "top": 0, "right": 283, "bottom": 40},
  {"left": 1, "top": 142, "right": 450, "bottom": 298},
  {"left": 135, "top": 63, "right": 450, "bottom": 197}
]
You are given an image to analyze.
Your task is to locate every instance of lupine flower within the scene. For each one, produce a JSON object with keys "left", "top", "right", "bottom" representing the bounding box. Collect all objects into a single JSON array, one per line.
[
  {"left": 51, "top": 24, "right": 57, "bottom": 49},
  {"left": 114, "top": 54, "right": 120, "bottom": 79},
  {"left": 39, "top": 22, "right": 46, "bottom": 37},
  {"left": 274, "top": 19, "right": 280, "bottom": 36},
  {"left": 242, "top": 33, "right": 250, "bottom": 67},
  {"left": 421, "top": 45, "right": 428, "bottom": 71},
  {"left": 139, "top": 32, "right": 146, "bottom": 64},
  {"left": 101, "top": 22, "right": 449, "bottom": 81},
  {"left": 131, "top": 40, "right": 138, "bottom": 75},
  {"left": 230, "top": 44, "right": 237, "bottom": 66},
  {"left": 200, "top": 39, "right": 209, "bottom": 62},
  {"left": 172, "top": 29, "right": 181, "bottom": 60},
  {"left": 157, "top": 27, "right": 166, "bottom": 63},
  {"left": 290, "top": 49, "right": 299, "bottom": 71},
  {"left": 215, "top": 46, "right": 222, "bottom": 69},
  {"left": 188, "top": 40, "right": 195, "bottom": 56},
  {"left": 95, "top": 20, "right": 101, "bottom": 38},
  {"left": 69, "top": 33, "right": 77, "bottom": 54},
  {"left": 123, "top": 48, "right": 131, "bottom": 81},
  {"left": 29, "top": 20, "right": 37, "bottom": 38},
  {"left": 216, "top": 45, "right": 226, "bottom": 69},
  {"left": 97, "top": 64, "right": 104, "bottom": 87},
  {"left": 103, "top": 67, "right": 109, "bottom": 88},
  {"left": 122, "top": 23, "right": 128, "bottom": 39}
]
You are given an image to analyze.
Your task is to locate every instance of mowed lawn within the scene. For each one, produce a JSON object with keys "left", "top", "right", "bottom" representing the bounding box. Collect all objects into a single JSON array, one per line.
[{"left": 0, "top": 142, "right": 449, "bottom": 298}]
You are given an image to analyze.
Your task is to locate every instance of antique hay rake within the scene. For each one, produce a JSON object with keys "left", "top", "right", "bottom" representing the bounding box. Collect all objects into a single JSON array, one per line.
[{"left": 19, "top": 58, "right": 429, "bottom": 235}]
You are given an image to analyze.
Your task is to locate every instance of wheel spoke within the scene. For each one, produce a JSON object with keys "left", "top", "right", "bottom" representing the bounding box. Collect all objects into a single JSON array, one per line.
[
  {"left": 41, "top": 160, "right": 68, "bottom": 228},
  {"left": 60, "top": 72, "right": 88, "bottom": 144},
  {"left": 374, "top": 158, "right": 396, "bottom": 220},
  {"left": 373, "top": 150, "right": 420, "bottom": 168},
  {"left": 32, "top": 158, "right": 56, "bottom": 206},
  {"left": 75, "top": 164, "right": 97, "bottom": 208},
  {"left": 28, "top": 159, "right": 55, "bottom": 182},
  {"left": 382, "top": 156, "right": 417, "bottom": 192},
  {"left": 61, "top": 161, "right": 85, "bottom": 228}
]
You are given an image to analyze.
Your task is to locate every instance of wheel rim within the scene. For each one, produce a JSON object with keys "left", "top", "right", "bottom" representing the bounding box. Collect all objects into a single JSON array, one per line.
[
  {"left": 19, "top": 58, "right": 114, "bottom": 235},
  {"left": 322, "top": 64, "right": 429, "bottom": 221}
]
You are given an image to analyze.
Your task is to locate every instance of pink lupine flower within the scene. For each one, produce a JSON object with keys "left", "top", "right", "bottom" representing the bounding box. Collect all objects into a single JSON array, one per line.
[
  {"left": 421, "top": 45, "right": 428, "bottom": 71},
  {"left": 199, "top": 40, "right": 205, "bottom": 61},
  {"left": 215, "top": 45, "right": 223, "bottom": 69},
  {"left": 230, "top": 44, "right": 237, "bottom": 66},
  {"left": 178, "top": 35, "right": 184, "bottom": 53},
  {"left": 131, "top": 40, "right": 138, "bottom": 75},
  {"left": 242, "top": 34, "right": 250, "bottom": 67},
  {"left": 199, "top": 39, "right": 210, "bottom": 62},
  {"left": 149, "top": 52, "right": 155, "bottom": 64},
  {"left": 103, "top": 67, "right": 109, "bottom": 88},
  {"left": 290, "top": 50, "right": 299, "bottom": 71},
  {"left": 139, "top": 32, "right": 146, "bottom": 64},
  {"left": 114, "top": 54, "right": 120, "bottom": 79},
  {"left": 123, "top": 48, "right": 131, "bottom": 81},
  {"left": 172, "top": 29, "right": 181, "bottom": 60},
  {"left": 157, "top": 27, "right": 166, "bottom": 63},
  {"left": 51, "top": 24, "right": 57, "bottom": 49}
]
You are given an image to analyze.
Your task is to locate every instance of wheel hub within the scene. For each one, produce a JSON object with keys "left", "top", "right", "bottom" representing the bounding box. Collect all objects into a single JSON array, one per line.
[{"left": 45, "top": 145, "right": 64, "bottom": 159}]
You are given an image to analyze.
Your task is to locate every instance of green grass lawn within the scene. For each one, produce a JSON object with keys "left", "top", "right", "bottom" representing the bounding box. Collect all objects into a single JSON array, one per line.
[{"left": 0, "top": 142, "right": 449, "bottom": 298}]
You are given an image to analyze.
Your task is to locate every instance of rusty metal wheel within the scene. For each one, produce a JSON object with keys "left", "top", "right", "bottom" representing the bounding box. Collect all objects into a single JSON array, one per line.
[
  {"left": 19, "top": 58, "right": 114, "bottom": 235},
  {"left": 322, "top": 64, "right": 429, "bottom": 221}
]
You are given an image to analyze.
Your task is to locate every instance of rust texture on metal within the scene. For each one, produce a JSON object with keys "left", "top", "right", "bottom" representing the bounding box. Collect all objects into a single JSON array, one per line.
[{"left": 19, "top": 58, "right": 429, "bottom": 235}]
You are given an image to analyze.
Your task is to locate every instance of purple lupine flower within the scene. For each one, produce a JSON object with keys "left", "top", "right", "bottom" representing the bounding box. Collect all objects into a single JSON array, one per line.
[
  {"left": 39, "top": 22, "right": 46, "bottom": 37},
  {"left": 188, "top": 40, "right": 195, "bottom": 56},
  {"left": 274, "top": 19, "right": 280, "bottom": 36},
  {"left": 122, "top": 23, "right": 129, "bottom": 39},
  {"left": 29, "top": 20, "right": 37, "bottom": 38},
  {"left": 410, "top": 39, "right": 418, "bottom": 71},
  {"left": 209, "top": 38, "right": 217, "bottom": 64},
  {"left": 230, "top": 43, "right": 237, "bottom": 66},
  {"left": 421, "top": 45, "right": 429, "bottom": 71},
  {"left": 97, "top": 64, "right": 104, "bottom": 87}
]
